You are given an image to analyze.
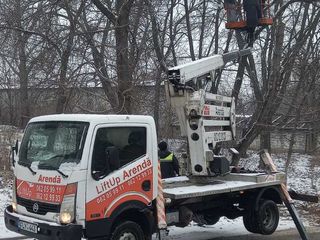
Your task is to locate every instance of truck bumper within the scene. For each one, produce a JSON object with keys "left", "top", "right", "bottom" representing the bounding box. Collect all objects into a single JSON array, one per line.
[{"left": 4, "top": 205, "right": 83, "bottom": 240}]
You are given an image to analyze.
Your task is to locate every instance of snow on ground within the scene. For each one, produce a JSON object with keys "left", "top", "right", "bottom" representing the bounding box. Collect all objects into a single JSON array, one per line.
[
  {"left": 240, "top": 152, "right": 319, "bottom": 195},
  {"left": 0, "top": 176, "right": 21, "bottom": 238},
  {"left": 155, "top": 217, "right": 296, "bottom": 240},
  {"left": 0, "top": 218, "right": 20, "bottom": 239},
  {"left": 0, "top": 177, "right": 11, "bottom": 215}
]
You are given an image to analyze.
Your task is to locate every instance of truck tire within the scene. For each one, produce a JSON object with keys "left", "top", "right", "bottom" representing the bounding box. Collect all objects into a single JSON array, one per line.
[
  {"left": 256, "top": 200, "right": 279, "bottom": 235},
  {"left": 243, "top": 199, "right": 279, "bottom": 235},
  {"left": 111, "top": 221, "right": 145, "bottom": 240}
]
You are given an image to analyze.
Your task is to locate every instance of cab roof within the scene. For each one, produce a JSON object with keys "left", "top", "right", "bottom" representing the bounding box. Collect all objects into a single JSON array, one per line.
[{"left": 29, "top": 114, "right": 155, "bottom": 126}]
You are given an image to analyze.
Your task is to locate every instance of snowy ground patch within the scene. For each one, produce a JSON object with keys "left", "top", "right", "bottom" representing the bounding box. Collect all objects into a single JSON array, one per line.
[
  {"left": 155, "top": 217, "right": 296, "bottom": 240},
  {"left": 0, "top": 176, "right": 22, "bottom": 238}
]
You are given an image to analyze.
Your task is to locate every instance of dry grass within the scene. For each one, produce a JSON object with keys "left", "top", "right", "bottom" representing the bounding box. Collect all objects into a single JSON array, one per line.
[{"left": 0, "top": 170, "right": 14, "bottom": 189}]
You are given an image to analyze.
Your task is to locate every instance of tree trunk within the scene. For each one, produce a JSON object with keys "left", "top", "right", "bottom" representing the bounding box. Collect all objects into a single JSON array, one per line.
[
  {"left": 153, "top": 70, "right": 162, "bottom": 133},
  {"left": 183, "top": 0, "right": 195, "bottom": 60},
  {"left": 231, "top": 57, "right": 246, "bottom": 104},
  {"left": 260, "top": 116, "right": 272, "bottom": 152},
  {"left": 18, "top": 33, "right": 30, "bottom": 128},
  {"left": 285, "top": 132, "right": 295, "bottom": 180},
  {"left": 56, "top": 1, "right": 84, "bottom": 113},
  {"left": 305, "top": 132, "right": 317, "bottom": 154},
  {"left": 56, "top": 31, "right": 74, "bottom": 113},
  {"left": 260, "top": 131, "right": 271, "bottom": 152},
  {"left": 91, "top": 0, "right": 135, "bottom": 113},
  {"left": 214, "top": 7, "right": 221, "bottom": 54},
  {"left": 115, "top": 20, "right": 131, "bottom": 113},
  {"left": 198, "top": 0, "right": 206, "bottom": 59}
]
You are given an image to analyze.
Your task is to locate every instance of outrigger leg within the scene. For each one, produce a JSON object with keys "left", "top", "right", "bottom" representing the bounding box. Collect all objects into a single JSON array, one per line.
[{"left": 259, "top": 150, "right": 311, "bottom": 240}]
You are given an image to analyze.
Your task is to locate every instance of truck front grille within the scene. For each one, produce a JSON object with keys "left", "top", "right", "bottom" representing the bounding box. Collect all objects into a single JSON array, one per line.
[{"left": 17, "top": 196, "right": 61, "bottom": 215}]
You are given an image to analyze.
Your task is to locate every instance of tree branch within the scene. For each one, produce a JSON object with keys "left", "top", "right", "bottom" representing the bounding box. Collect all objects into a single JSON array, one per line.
[
  {"left": 274, "top": 0, "right": 319, "bottom": 20},
  {"left": 0, "top": 25, "right": 62, "bottom": 56},
  {"left": 91, "top": 0, "right": 117, "bottom": 24}
]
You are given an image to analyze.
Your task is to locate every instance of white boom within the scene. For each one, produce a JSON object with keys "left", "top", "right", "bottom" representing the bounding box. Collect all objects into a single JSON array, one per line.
[{"left": 166, "top": 49, "right": 250, "bottom": 176}]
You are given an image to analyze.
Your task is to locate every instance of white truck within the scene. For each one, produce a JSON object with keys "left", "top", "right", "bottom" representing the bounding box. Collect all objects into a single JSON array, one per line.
[{"left": 4, "top": 50, "right": 286, "bottom": 240}]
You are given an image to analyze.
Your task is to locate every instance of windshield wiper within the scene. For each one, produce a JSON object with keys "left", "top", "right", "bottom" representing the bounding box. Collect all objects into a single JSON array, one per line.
[
  {"left": 38, "top": 164, "right": 69, "bottom": 178},
  {"left": 19, "top": 161, "right": 37, "bottom": 175},
  {"left": 56, "top": 169, "right": 68, "bottom": 178}
]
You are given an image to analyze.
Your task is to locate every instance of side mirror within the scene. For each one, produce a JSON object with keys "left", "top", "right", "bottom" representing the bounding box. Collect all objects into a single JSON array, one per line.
[
  {"left": 92, "top": 146, "right": 119, "bottom": 181},
  {"left": 14, "top": 139, "right": 19, "bottom": 154},
  {"left": 92, "top": 171, "right": 102, "bottom": 181},
  {"left": 11, "top": 140, "right": 19, "bottom": 167}
]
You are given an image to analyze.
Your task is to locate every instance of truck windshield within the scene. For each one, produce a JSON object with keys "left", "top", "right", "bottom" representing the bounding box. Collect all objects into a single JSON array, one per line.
[{"left": 19, "top": 121, "right": 89, "bottom": 170}]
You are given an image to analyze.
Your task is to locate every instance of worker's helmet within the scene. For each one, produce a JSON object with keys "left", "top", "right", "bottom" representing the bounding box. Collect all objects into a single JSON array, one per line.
[{"left": 158, "top": 141, "right": 168, "bottom": 151}]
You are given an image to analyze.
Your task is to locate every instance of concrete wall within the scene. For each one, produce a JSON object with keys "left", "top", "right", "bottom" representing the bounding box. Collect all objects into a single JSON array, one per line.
[{"left": 249, "top": 131, "right": 320, "bottom": 153}]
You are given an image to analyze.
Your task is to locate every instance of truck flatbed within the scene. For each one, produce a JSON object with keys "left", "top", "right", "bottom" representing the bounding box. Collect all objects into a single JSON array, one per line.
[{"left": 163, "top": 172, "right": 285, "bottom": 199}]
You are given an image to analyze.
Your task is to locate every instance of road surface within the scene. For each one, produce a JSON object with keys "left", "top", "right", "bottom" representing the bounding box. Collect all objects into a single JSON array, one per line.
[
  {"left": 1, "top": 229, "right": 320, "bottom": 240},
  {"left": 210, "top": 228, "right": 320, "bottom": 240}
]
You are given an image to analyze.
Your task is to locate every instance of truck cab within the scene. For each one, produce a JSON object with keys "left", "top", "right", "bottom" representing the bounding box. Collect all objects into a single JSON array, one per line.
[{"left": 5, "top": 114, "right": 159, "bottom": 240}]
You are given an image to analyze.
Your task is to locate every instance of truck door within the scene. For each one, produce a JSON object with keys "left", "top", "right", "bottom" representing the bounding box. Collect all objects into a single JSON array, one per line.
[{"left": 85, "top": 123, "right": 155, "bottom": 224}]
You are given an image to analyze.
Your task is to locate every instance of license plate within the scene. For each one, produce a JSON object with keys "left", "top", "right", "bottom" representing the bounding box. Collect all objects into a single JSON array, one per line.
[{"left": 18, "top": 220, "right": 38, "bottom": 233}]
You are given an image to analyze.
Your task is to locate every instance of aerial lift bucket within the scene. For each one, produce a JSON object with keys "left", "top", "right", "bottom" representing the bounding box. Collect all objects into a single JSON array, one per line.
[{"left": 225, "top": 0, "right": 273, "bottom": 30}]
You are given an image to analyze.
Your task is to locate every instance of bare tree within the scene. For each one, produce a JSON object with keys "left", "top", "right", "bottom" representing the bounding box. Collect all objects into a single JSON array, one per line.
[
  {"left": 91, "top": 0, "right": 136, "bottom": 113},
  {"left": 55, "top": 1, "right": 86, "bottom": 113},
  {"left": 232, "top": 1, "right": 320, "bottom": 164}
]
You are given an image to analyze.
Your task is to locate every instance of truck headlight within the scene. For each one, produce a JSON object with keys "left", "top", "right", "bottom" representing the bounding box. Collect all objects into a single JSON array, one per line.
[
  {"left": 59, "top": 183, "right": 77, "bottom": 224},
  {"left": 12, "top": 202, "right": 17, "bottom": 212},
  {"left": 60, "top": 212, "right": 72, "bottom": 224}
]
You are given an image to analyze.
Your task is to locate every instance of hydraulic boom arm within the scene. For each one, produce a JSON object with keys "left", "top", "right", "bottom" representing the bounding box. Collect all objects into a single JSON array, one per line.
[{"left": 165, "top": 49, "right": 251, "bottom": 176}]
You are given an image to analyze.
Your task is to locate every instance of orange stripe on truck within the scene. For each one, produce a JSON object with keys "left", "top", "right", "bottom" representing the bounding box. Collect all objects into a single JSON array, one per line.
[
  {"left": 16, "top": 179, "right": 66, "bottom": 204},
  {"left": 85, "top": 167, "right": 153, "bottom": 221}
]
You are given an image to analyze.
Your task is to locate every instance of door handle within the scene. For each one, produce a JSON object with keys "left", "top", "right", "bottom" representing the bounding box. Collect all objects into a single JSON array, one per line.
[{"left": 142, "top": 180, "right": 151, "bottom": 191}]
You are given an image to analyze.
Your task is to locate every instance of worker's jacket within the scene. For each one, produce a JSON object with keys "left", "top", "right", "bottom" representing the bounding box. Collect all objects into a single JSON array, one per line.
[
  {"left": 243, "top": 0, "right": 262, "bottom": 29},
  {"left": 159, "top": 150, "right": 180, "bottom": 179}
]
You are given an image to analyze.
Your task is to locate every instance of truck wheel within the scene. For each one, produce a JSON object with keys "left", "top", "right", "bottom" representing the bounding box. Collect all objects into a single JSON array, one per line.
[
  {"left": 243, "top": 199, "right": 279, "bottom": 235},
  {"left": 111, "top": 221, "right": 145, "bottom": 240},
  {"left": 256, "top": 200, "right": 279, "bottom": 235}
]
